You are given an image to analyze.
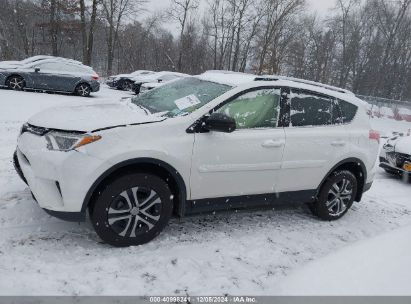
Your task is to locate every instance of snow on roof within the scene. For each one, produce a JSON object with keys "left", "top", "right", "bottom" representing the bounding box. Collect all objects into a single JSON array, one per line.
[
  {"left": 257, "top": 75, "right": 355, "bottom": 96},
  {"left": 197, "top": 70, "right": 365, "bottom": 107},
  {"left": 197, "top": 70, "right": 256, "bottom": 86}
]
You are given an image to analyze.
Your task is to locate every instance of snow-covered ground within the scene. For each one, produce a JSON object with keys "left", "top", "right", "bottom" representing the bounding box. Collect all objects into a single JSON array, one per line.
[{"left": 0, "top": 87, "right": 410, "bottom": 295}]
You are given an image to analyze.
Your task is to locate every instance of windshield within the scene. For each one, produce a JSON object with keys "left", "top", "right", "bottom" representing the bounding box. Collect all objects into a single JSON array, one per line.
[{"left": 131, "top": 77, "right": 231, "bottom": 118}]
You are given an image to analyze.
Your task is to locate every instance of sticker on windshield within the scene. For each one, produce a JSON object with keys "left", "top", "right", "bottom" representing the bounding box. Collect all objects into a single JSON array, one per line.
[{"left": 174, "top": 94, "right": 201, "bottom": 110}]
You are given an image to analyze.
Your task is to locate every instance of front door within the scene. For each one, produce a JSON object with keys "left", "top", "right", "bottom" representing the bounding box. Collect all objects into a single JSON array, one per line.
[{"left": 190, "top": 88, "right": 286, "bottom": 200}]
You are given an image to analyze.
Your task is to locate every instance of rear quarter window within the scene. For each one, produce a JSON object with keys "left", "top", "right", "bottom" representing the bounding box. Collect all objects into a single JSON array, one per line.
[{"left": 339, "top": 100, "right": 358, "bottom": 123}]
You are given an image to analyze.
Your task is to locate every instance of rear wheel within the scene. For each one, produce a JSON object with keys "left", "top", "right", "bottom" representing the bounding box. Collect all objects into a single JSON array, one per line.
[
  {"left": 89, "top": 173, "right": 173, "bottom": 247},
  {"left": 75, "top": 83, "right": 91, "bottom": 97},
  {"left": 7, "top": 76, "right": 25, "bottom": 91},
  {"left": 309, "top": 170, "right": 358, "bottom": 221}
]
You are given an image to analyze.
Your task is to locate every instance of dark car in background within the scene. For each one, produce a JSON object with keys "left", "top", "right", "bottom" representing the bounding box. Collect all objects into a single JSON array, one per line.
[
  {"left": 106, "top": 70, "right": 155, "bottom": 91},
  {"left": 0, "top": 59, "right": 100, "bottom": 97},
  {"left": 132, "top": 71, "right": 189, "bottom": 94}
]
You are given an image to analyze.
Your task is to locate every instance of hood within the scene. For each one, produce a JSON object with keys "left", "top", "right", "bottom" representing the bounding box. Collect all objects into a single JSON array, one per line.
[
  {"left": 28, "top": 102, "right": 166, "bottom": 132},
  {"left": 395, "top": 136, "right": 411, "bottom": 155}
]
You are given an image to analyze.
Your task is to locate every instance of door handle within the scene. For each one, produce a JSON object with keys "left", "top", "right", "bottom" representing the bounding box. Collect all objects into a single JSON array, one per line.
[
  {"left": 331, "top": 140, "right": 346, "bottom": 147},
  {"left": 262, "top": 139, "right": 285, "bottom": 148}
]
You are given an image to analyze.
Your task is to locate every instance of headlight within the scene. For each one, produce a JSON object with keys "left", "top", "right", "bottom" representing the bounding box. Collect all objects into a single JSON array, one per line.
[{"left": 45, "top": 131, "right": 101, "bottom": 151}]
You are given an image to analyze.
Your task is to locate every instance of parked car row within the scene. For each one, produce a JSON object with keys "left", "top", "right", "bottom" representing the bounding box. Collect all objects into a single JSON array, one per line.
[
  {"left": 0, "top": 56, "right": 100, "bottom": 97},
  {"left": 106, "top": 70, "right": 189, "bottom": 94}
]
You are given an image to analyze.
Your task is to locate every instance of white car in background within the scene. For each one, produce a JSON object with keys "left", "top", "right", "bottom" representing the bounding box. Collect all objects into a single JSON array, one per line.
[
  {"left": 132, "top": 71, "right": 189, "bottom": 94},
  {"left": 14, "top": 71, "right": 379, "bottom": 247},
  {"left": 380, "top": 132, "right": 411, "bottom": 179}
]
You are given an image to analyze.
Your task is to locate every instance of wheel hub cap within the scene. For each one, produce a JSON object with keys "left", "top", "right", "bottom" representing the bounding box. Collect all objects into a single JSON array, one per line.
[
  {"left": 107, "top": 187, "right": 162, "bottom": 238},
  {"left": 326, "top": 178, "right": 353, "bottom": 217},
  {"left": 130, "top": 207, "right": 139, "bottom": 216}
]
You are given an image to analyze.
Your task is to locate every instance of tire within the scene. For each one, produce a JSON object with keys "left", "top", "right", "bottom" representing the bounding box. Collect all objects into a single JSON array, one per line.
[
  {"left": 309, "top": 170, "right": 358, "bottom": 221},
  {"left": 75, "top": 83, "right": 91, "bottom": 97},
  {"left": 6, "top": 75, "right": 25, "bottom": 91},
  {"left": 89, "top": 173, "right": 173, "bottom": 247}
]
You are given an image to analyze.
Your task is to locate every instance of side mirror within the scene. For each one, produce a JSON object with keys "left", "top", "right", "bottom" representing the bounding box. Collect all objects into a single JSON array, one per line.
[
  {"left": 158, "top": 79, "right": 163, "bottom": 83},
  {"left": 34, "top": 68, "right": 40, "bottom": 73},
  {"left": 204, "top": 113, "right": 236, "bottom": 133}
]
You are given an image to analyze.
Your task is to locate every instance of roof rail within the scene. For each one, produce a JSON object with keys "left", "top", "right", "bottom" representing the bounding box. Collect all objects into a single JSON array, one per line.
[{"left": 255, "top": 75, "right": 354, "bottom": 95}]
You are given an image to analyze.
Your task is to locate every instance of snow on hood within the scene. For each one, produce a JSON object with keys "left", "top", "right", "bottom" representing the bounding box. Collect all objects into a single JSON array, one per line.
[
  {"left": 28, "top": 102, "right": 166, "bottom": 132},
  {"left": 395, "top": 136, "right": 411, "bottom": 154}
]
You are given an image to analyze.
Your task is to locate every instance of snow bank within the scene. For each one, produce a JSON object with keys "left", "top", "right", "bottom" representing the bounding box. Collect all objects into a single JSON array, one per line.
[{"left": 277, "top": 224, "right": 411, "bottom": 295}]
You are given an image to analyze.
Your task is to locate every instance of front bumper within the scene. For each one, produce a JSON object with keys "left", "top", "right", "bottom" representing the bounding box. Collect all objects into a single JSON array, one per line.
[
  {"left": 90, "top": 81, "right": 100, "bottom": 92},
  {"left": 379, "top": 156, "right": 411, "bottom": 176},
  {"left": 106, "top": 79, "right": 119, "bottom": 88},
  {"left": 15, "top": 132, "right": 106, "bottom": 219}
]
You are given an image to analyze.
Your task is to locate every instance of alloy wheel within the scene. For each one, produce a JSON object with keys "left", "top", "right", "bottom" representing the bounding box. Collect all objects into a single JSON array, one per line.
[
  {"left": 326, "top": 178, "right": 353, "bottom": 217},
  {"left": 107, "top": 187, "right": 162, "bottom": 238},
  {"left": 77, "top": 84, "right": 91, "bottom": 96},
  {"left": 8, "top": 77, "right": 24, "bottom": 90}
]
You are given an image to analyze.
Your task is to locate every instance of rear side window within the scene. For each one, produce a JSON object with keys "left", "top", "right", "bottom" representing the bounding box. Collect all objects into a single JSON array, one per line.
[
  {"left": 338, "top": 99, "right": 358, "bottom": 123},
  {"left": 290, "top": 90, "right": 335, "bottom": 127}
]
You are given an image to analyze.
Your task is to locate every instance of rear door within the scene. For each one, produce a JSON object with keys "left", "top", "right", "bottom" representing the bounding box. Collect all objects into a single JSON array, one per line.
[
  {"left": 190, "top": 87, "right": 287, "bottom": 200},
  {"left": 278, "top": 89, "right": 350, "bottom": 192}
]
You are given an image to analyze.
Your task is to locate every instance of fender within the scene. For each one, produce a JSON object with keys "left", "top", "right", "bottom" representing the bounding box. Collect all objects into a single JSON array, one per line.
[
  {"left": 317, "top": 157, "right": 367, "bottom": 201},
  {"left": 81, "top": 157, "right": 188, "bottom": 217}
]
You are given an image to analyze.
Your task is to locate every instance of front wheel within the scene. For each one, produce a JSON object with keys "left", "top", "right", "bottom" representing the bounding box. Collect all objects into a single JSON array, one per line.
[
  {"left": 7, "top": 76, "right": 25, "bottom": 91},
  {"left": 75, "top": 83, "right": 91, "bottom": 97},
  {"left": 89, "top": 173, "right": 173, "bottom": 247},
  {"left": 120, "top": 80, "right": 133, "bottom": 91},
  {"left": 309, "top": 170, "right": 358, "bottom": 221}
]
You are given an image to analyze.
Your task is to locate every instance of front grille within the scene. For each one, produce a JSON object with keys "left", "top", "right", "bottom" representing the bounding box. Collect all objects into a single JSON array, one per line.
[{"left": 21, "top": 123, "right": 50, "bottom": 136}]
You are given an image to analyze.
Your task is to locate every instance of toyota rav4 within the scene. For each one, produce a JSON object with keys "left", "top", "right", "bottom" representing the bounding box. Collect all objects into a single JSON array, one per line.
[{"left": 14, "top": 71, "right": 380, "bottom": 247}]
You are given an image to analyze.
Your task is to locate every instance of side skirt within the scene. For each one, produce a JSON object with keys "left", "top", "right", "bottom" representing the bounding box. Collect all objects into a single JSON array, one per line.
[{"left": 184, "top": 190, "right": 317, "bottom": 216}]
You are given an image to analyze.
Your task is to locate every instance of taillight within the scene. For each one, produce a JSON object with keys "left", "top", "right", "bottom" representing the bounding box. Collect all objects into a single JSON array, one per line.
[
  {"left": 369, "top": 130, "right": 380, "bottom": 144},
  {"left": 92, "top": 74, "right": 99, "bottom": 80}
]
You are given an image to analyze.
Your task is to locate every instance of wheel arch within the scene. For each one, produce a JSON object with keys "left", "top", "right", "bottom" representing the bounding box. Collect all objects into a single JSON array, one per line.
[
  {"left": 82, "top": 158, "right": 188, "bottom": 217},
  {"left": 317, "top": 158, "right": 367, "bottom": 202},
  {"left": 6, "top": 74, "right": 25, "bottom": 83}
]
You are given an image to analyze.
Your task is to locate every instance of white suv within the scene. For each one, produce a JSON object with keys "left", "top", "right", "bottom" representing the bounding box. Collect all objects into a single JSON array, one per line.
[{"left": 14, "top": 71, "right": 380, "bottom": 247}]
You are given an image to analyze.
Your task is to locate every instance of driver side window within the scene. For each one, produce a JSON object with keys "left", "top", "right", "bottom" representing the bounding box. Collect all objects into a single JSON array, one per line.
[{"left": 216, "top": 88, "right": 281, "bottom": 129}]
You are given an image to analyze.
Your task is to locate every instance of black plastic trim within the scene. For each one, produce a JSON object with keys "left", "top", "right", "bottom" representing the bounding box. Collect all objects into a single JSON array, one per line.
[
  {"left": 185, "top": 190, "right": 316, "bottom": 215},
  {"left": 363, "top": 182, "right": 373, "bottom": 193},
  {"left": 43, "top": 208, "right": 86, "bottom": 222},
  {"left": 13, "top": 150, "right": 28, "bottom": 185},
  {"left": 317, "top": 157, "right": 367, "bottom": 202}
]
